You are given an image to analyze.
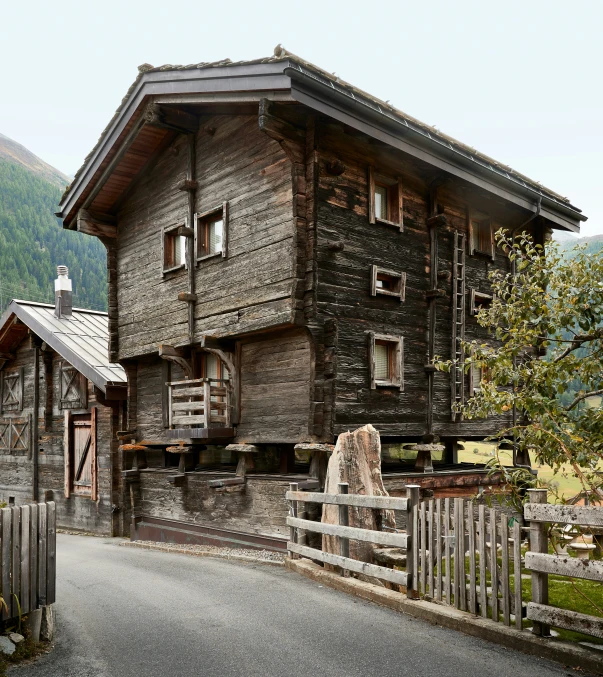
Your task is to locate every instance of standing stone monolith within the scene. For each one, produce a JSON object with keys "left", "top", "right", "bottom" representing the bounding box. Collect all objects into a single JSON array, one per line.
[{"left": 322, "top": 424, "right": 395, "bottom": 562}]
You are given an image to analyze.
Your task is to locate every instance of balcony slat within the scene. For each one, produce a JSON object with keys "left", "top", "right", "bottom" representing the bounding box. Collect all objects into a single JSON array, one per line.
[
  {"left": 172, "top": 387, "right": 205, "bottom": 398},
  {"left": 171, "top": 401, "right": 205, "bottom": 412},
  {"left": 171, "top": 415, "right": 207, "bottom": 425}
]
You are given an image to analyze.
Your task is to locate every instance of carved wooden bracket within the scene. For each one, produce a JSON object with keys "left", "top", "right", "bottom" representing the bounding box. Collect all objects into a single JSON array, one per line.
[{"left": 158, "top": 344, "right": 194, "bottom": 379}]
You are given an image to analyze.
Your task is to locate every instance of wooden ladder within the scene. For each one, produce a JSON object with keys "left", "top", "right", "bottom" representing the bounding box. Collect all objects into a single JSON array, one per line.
[{"left": 450, "top": 231, "right": 466, "bottom": 421}]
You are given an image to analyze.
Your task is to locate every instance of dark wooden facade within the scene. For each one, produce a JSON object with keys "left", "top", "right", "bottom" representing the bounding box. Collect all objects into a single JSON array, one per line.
[
  {"left": 57, "top": 50, "right": 584, "bottom": 541},
  {"left": 0, "top": 301, "right": 127, "bottom": 535}
]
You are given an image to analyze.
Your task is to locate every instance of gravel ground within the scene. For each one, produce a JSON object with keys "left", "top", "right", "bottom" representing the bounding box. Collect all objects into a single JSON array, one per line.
[{"left": 119, "top": 539, "right": 286, "bottom": 564}]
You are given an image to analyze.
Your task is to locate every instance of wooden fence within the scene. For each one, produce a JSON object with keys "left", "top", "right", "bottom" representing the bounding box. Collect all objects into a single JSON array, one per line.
[
  {"left": 0, "top": 502, "right": 56, "bottom": 622},
  {"left": 286, "top": 483, "right": 417, "bottom": 590},
  {"left": 525, "top": 488, "right": 603, "bottom": 639},
  {"left": 413, "top": 496, "right": 525, "bottom": 628}
]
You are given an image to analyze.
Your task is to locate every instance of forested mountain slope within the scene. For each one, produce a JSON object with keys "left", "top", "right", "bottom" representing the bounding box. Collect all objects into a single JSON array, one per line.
[{"left": 0, "top": 134, "right": 107, "bottom": 313}]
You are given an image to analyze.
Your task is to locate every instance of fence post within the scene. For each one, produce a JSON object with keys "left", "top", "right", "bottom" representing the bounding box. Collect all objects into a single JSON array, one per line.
[
  {"left": 338, "top": 482, "right": 350, "bottom": 577},
  {"left": 289, "top": 482, "right": 299, "bottom": 559},
  {"left": 406, "top": 485, "right": 420, "bottom": 599},
  {"left": 527, "top": 488, "right": 550, "bottom": 636}
]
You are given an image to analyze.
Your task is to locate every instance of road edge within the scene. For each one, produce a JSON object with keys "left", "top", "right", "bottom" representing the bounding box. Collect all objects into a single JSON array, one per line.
[{"left": 286, "top": 558, "right": 603, "bottom": 676}]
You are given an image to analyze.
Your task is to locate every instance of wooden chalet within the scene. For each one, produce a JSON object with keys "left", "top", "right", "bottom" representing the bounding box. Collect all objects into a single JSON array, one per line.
[
  {"left": 0, "top": 272, "right": 127, "bottom": 535},
  {"left": 56, "top": 47, "right": 585, "bottom": 547}
]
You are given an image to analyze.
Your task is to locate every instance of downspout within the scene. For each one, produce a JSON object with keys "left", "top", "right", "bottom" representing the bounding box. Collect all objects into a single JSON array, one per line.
[
  {"left": 32, "top": 343, "right": 40, "bottom": 501},
  {"left": 509, "top": 198, "right": 541, "bottom": 470}
]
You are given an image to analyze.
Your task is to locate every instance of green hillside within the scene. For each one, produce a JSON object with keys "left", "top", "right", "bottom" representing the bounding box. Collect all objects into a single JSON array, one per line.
[{"left": 0, "top": 140, "right": 107, "bottom": 314}]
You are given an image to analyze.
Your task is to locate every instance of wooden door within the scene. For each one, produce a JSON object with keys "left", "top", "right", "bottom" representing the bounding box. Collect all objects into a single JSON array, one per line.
[{"left": 64, "top": 408, "right": 97, "bottom": 500}]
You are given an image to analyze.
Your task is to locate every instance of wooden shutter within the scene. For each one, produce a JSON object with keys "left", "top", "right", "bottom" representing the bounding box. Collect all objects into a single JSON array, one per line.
[
  {"left": 18, "top": 367, "right": 24, "bottom": 410},
  {"left": 368, "top": 166, "right": 376, "bottom": 224},
  {"left": 467, "top": 210, "right": 475, "bottom": 255},
  {"left": 90, "top": 407, "right": 98, "bottom": 501},
  {"left": 64, "top": 410, "right": 72, "bottom": 498},
  {"left": 60, "top": 362, "right": 87, "bottom": 410},
  {"left": 368, "top": 332, "right": 376, "bottom": 389},
  {"left": 389, "top": 182, "right": 404, "bottom": 230}
]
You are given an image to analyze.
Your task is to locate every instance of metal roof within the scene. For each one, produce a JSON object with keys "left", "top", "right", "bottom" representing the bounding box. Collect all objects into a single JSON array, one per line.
[
  {"left": 58, "top": 47, "right": 585, "bottom": 233},
  {"left": 0, "top": 300, "right": 126, "bottom": 393}
]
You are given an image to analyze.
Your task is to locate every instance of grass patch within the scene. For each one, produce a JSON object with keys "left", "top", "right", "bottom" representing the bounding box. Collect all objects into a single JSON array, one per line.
[{"left": 0, "top": 623, "right": 50, "bottom": 677}]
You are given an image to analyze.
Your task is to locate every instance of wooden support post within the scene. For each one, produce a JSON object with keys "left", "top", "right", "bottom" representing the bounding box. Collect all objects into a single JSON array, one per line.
[
  {"left": 406, "top": 485, "right": 420, "bottom": 599},
  {"left": 289, "top": 482, "right": 299, "bottom": 559},
  {"left": 338, "top": 483, "right": 350, "bottom": 577},
  {"left": 203, "top": 380, "right": 211, "bottom": 428},
  {"left": 528, "top": 488, "right": 550, "bottom": 636}
]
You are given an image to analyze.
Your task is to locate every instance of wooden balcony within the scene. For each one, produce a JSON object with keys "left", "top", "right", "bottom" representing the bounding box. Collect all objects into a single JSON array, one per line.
[{"left": 166, "top": 378, "right": 234, "bottom": 441}]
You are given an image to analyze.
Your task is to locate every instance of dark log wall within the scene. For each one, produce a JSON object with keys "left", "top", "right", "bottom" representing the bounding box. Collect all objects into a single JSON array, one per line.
[
  {"left": 236, "top": 329, "right": 311, "bottom": 443},
  {"left": 116, "top": 115, "right": 296, "bottom": 360},
  {"left": 137, "top": 470, "right": 290, "bottom": 538},
  {"left": 0, "top": 341, "right": 117, "bottom": 534},
  {"left": 314, "top": 121, "right": 540, "bottom": 441}
]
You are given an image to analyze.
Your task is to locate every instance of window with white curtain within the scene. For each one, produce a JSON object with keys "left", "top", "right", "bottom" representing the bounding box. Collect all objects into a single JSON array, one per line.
[
  {"left": 196, "top": 203, "right": 228, "bottom": 261},
  {"left": 369, "top": 333, "right": 403, "bottom": 389}
]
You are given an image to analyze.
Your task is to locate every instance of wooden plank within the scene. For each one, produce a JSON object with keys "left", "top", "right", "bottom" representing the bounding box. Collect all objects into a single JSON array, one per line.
[
  {"left": 501, "top": 515, "right": 510, "bottom": 626},
  {"left": 286, "top": 516, "right": 407, "bottom": 549},
  {"left": 406, "top": 485, "right": 419, "bottom": 599},
  {"left": 90, "top": 408, "right": 98, "bottom": 502},
  {"left": 289, "top": 482, "right": 299, "bottom": 558},
  {"left": 47, "top": 502, "right": 56, "bottom": 605},
  {"left": 171, "top": 415, "right": 207, "bottom": 425},
  {"left": 64, "top": 410, "right": 71, "bottom": 498},
  {"left": 525, "top": 552, "right": 603, "bottom": 582},
  {"left": 338, "top": 483, "right": 350, "bottom": 573},
  {"left": 444, "top": 497, "right": 451, "bottom": 605},
  {"left": 11, "top": 507, "right": 20, "bottom": 620},
  {"left": 286, "top": 491, "right": 408, "bottom": 511},
  {"left": 524, "top": 503, "right": 603, "bottom": 528},
  {"left": 490, "top": 507, "right": 499, "bottom": 621},
  {"left": 172, "top": 387, "right": 206, "bottom": 398},
  {"left": 428, "top": 499, "right": 434, "bottom": 598},
  {"left": 30, "top": 503, "right": 38, "bottom": 610},
  {"left": 458, "top": 499, "right": 467, "bottom": 612},
  {"left": 527, "top": 603, "right": 603, "bottom": 640},
  {"left": 1, "top": 508, "right": 10, "bottom": 620},
  {"left": 20, "top": 505, "right": 30, "bottom": 614},
  {"left": 527, "top": 488, "right": 549, "bottom": 636},
  {"left": 468, "top": 501, "right": 477, "bottom": 615},
  {"left": 171, "top": 401, "right": 205, "bottom": 412},
  {"left": 420, "top": 501, "right": 426, "bottom": 595},
  {"left": 288, "top": 542, "right": 408, "bottom": 587},
  {"left": 513, "top": 519, "right": 522, "bottom": 631},
  {"left": 478, "top": 504, "right": 487, "bottom": 618},
  {"left": 435, "top": 499, "right": 442, "bottom": 602},
  {"left": 413, "top": 502, "right": 419, "bottom": 594},
  {"left": 38, "top": 503, "right": 47, "bottom": 607}
]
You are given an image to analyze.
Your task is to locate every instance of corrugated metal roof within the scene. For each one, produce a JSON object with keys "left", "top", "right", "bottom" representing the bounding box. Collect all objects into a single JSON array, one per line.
[{"left": 0, "top": 301, "right": 126, "bottom": 392}]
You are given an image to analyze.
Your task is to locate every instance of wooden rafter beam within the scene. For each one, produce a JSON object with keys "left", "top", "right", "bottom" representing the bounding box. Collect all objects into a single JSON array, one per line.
[
  {"left": 76, "top": 209, "right": 117, "bottom": 239},
  {"left": 143, "top": 103, "right": 199, "bottom": 134}
]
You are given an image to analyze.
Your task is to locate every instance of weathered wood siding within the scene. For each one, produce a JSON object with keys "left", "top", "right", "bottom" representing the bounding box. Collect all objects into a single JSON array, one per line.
[
  {"left": 137, "top": 470, "right": 290, "bottom": 538},
  {"left": 313, "top": 121, "right": 538, "bottom": 440},
  {"left": 116, "top": 115, "right": 296, "bottom": 360},
  {"left": 0, "top": 341, "right": 117, "bottom": 534},
  {"left": 236, "top": 329, "right": 312, "bottom": 443}
]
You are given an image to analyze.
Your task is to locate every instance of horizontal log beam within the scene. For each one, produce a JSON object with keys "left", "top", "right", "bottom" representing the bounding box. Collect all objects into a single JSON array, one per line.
[
  {"left": 287, "top": 542, "right": 408, "bottom": 587},
  {"left": 525, "top": 552, "right": 603, "bottom": 582},
  {"left": 143, "top": 103, "right": 199, "bottom": 134},
  {"left": 286, "top": 516, "right": 407, "bottom": 549},
  {"left": 527, "top": 602, "right": 603, "bottom": 639},
  {"left": 76, "top": 209, "right": 117, "bottom": 239},
  {"left": 286, "top": 490, "right": 407, "bottom": 511},
  {"left": 525, "top": 503, "right": 603, "bottom": 527}
]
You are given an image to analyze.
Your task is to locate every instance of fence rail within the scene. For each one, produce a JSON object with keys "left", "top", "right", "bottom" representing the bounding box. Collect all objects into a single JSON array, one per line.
[
  {"left": 286, "top": 483, "right": 417, "bottom": 591},
  {"left": 0, "top": 502, "right": 56, "bottom": 622}
]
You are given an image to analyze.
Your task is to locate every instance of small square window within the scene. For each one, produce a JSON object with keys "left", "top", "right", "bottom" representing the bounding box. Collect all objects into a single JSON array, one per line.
[
  {"left": 469, "top": 289, "right": 494, "bottom": 316},
  {"left": 469, "top": 212, "right": 494, "bottom": 258},
  {"left": 368, "top": 167, "right": 403, "bottom": 230},
  {"left": 369, "top": 333, "right": 403, "bottom": 389},
  {"left": 196, "top": 203, "right": 228, "bottom": 261},
  {"left": 162, "top": 223, "right": 187, "bottom": 274},
  {"left": 370, "top": 265, "right": 406, "bottom": 301}
]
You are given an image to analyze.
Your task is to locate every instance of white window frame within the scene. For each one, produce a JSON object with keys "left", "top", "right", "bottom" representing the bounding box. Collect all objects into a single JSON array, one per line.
[
  {"left": 368, "top": 332, "right": 403, "bottom": 390},
  {"left": 162, "top": 221, "right": 188, "bottom": 275},
  {"left": 195, "top": 202, "right": 229, "bottom": 262},
  {"left": 370, "top": 265, "right": 406, "bottom": 301},
  {"left": 368, "top": 166, "right": 403, "bottom": 231}
]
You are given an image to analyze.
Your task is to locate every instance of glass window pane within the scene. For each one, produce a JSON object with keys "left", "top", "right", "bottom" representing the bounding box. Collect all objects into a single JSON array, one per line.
[
  {"left": 374, "top": 343, "right": 390, "bottom": 381},
  {"left": 205, "top": 354, "right": 219, "bottom": 380},
  {"left": 209, "top": 218, "right": 223, "bottom": 254},
  {"left": 375, "top": 185, "right": 388, "bottom": 220},
  {"left": 174, "top": 235, "right": 186, "bottom": 265}
]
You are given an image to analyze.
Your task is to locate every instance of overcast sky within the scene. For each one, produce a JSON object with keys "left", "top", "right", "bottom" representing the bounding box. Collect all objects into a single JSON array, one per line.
[{"left": 2, "top": 0, "right": 601, "bottom": 236}]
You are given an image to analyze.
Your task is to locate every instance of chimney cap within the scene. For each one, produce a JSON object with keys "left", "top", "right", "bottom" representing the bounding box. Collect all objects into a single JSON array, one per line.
[{"left": 57, "top": 265, "right": 69, "bottom": 277}]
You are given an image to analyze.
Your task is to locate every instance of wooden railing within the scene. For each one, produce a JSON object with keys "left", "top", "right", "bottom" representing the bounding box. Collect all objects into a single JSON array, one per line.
[
  {"left": 525, "top": 488, "right": 603, "bottom": 639},
  {"left": 0, "top": 502, "right": 56, "bottom": 621},
  {"left": 167, "top": 378, "right": 230, "bottom": 428},
  {"left": 286, "top": 483, "right": 418, "bottom": 591}
]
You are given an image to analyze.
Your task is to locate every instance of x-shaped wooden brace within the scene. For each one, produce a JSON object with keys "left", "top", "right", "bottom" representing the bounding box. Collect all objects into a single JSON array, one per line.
[
  {"left": 0, "top": 422, "right": 10, "bottom": 449},
  {"left": 11, "top": 421, "right": 28, "bottom": 450},
  {"left": 62, "top": 367, "right": 80, "bottom": 401},
  {"left": 75, "top": 432, "right": 92, "bottom": 484},
  {"left": 2, "top": 375, "right": 19, "bottom": 406}
]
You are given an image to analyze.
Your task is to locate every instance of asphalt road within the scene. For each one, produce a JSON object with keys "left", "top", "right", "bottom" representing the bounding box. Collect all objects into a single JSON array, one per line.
[{"left": 11, "top": 534, "right": 585, "bottom": 677}]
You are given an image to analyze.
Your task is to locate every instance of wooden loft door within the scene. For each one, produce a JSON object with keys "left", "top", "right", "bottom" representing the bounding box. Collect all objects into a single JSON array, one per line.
[{"left": 64, "top": 408, "right": 97, "bottom": 500}]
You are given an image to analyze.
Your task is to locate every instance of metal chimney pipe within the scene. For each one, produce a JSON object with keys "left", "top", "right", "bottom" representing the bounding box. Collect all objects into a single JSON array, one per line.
[{"left": 54, "top": 265, "right": 73, "bottom": 318}]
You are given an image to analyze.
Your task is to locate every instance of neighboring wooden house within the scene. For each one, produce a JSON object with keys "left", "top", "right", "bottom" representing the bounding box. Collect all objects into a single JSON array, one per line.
[
  {"left": 56, "top": 48, "right": 585, "bottom": 547},
  {"left": 0, "top": 270, "right": 127, "bottom": 535}
]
